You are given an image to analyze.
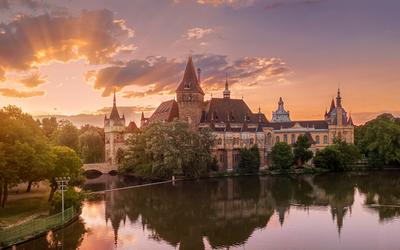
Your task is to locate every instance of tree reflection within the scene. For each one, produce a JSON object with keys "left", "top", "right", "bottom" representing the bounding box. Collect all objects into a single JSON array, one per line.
[
  {"left": 16, "top": 218, "right": 86, "bottom": 250},
  {"left": 102, "top": 172, "right": 400, "bottom": 249}
]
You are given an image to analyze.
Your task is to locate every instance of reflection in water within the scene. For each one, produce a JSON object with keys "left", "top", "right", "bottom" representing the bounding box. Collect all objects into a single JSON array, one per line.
[{"left": 16, "top": 171, "right": 400, "bottom": 250}]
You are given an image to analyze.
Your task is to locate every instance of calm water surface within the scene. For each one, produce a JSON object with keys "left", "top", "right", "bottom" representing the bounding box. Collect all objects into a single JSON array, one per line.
[{"left": 16, "top": 171, "right": 400, "bottom": 250}]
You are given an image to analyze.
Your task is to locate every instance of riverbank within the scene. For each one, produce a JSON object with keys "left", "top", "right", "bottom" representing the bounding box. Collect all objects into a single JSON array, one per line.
[{"left": 0, "top": 182, "right": 51, "bottom": 227}]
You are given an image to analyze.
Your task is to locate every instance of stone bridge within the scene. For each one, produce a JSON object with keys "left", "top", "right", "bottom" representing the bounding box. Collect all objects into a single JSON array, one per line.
[{"left": 83, "top": 163, "right": 118, "bottom": 174}]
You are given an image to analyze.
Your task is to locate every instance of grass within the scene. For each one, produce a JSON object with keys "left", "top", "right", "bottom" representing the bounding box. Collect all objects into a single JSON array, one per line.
[{"left": 0, "top": 195, "right": 50, "bottom": 226}]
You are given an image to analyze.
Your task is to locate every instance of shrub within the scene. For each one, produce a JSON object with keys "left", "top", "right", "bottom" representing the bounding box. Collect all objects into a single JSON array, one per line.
[
  {"left": 51, "top": 188, "right": 85, "bottom": 214},
  {"left": 271, "top": 142, "right": 294, "bottom": 169}
]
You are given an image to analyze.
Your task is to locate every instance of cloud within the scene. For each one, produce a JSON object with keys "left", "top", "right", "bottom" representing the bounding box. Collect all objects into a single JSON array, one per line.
[
  {"left": 0, "top": 9, "right": 134, "bottom": 77},
  {"left": 0, "top": 88, "right": 44, "bottom": 98},
  {"left": 0, "top": 67, "right": 4, "bottom": 81},
  {"left": 193, "top": 0, "right": 257, "bottom": 7},
  {"left": 0, "top": 0, "right": 44, "bottom": 9},
  {"left": 185, "top": 27, "right": 214, "bottom": 40},
  {"left": 264, "top": 0, "right": 324, "bottom": 10},
  {"left": 88, "top": 54, "right": 290, "bottom": 97},
  {"left": 18, "top": 72, "right": 47, "bottom": 87}
]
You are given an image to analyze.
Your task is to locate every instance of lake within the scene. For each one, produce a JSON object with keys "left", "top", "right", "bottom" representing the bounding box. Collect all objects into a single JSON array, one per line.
[{"left": 15, "top": 171, "right": 400, "bottom": 250}]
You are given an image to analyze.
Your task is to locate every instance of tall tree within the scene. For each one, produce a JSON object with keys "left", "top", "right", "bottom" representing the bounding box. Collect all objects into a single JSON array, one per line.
[
  {"left": 41, "top": 117, "right": 58, "bottom": 139},
  {"left": 270, "top": 142, "right": 294, "bottom": 170},
  {"left": 53, "top": 120, "right": 80, "bottom": 152},
  {"left": 293, "top": 135, "right": 313, "bottom": 167},
  {"left": 238, "top": 145, "right": 260, "bottom": 173},
  {"left": 47, "top": 146, "right": 84, "bottom": 201},
  {"left": 79, "top": 130, "right": 104, "bottom": 163}
]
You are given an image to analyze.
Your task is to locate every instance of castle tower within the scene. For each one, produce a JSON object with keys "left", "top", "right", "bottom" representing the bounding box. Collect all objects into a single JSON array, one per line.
[
  {"left": 271, "top": 97, "right": 291, "bottom": 122},
  {"left": 176, "top": 56, "right": 205, "bottom": 126},
  {"left": 104, "top": 90, "right": 126, "bottom": 165},
  {"left": 223, "top": 74, "right": 231, "bottom": 99}
]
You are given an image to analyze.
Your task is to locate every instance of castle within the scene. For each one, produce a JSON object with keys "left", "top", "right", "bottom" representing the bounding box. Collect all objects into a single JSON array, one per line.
[{"left": 104, "top": 56, "right": 354, "bottom": 170}]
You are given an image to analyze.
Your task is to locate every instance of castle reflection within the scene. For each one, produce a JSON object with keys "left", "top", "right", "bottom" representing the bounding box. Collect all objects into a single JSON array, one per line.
[
  {"left": 15, "top": 171, "right": 400, "bottom": 250},
  {"left": 103, "top": 172, "right": 400, "bottom": 249}
]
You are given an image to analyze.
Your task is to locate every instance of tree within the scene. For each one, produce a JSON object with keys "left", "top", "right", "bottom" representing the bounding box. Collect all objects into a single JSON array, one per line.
[
  {"left": 53, "top": 120, "right": 79, "bottom": 152},
  {"left": 293, "top": 135, "right": 313, "bottom": 167},
  {"left": 79, "top": 130, "right": 104, "bottom": 163},
  {"left": 270, "top": 142, "right": 294, "bottom": 170},
  {"left": 333, "top": 139, "right": 361, "bottom": 167},
  {"left": 238, "top": 145, "right": 260, "bottom": 173},
  {"left": 41, "top": 117, "right": 58, "bottom": 139},
  {"left": 356, "top": 113, "right": 400, "bottom": 167},
  {"left": 121, "top": 121, "right": 214, "bottom": 178},
  {"left": 47, "top": 146, "right": 83, "bottom": 201},
  {"left": 314, "top": 146, "right": 344, "bottom": 171}
]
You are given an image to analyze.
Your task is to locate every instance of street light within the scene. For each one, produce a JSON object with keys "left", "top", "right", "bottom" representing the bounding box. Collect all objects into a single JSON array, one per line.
[{"left": 55, "top": 176, "right": 70, "bottom": 221}]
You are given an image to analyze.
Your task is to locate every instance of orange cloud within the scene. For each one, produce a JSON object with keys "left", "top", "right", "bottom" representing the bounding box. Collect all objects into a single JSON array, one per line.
[
  {"left": 89, "top": 54, "right": 290, "bottom": 98},
  {"left": 0, "top": 9, "right": 134, "bottom": 77},
  {"left": 18, "top": 72, "right": 47, "bottom": 87},
  {"left": 0, "top": 88, "right": 44, "bottom": 98}
]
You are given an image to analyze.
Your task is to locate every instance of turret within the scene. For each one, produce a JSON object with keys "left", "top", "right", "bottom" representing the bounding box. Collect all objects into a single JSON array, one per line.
[{"left": 223, "top": 73, "right": 231, "bottom": 99}]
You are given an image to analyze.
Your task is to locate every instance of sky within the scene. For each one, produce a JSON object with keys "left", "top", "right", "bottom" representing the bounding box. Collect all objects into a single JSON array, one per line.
[{"left": 0, "top": 0, "right": 399, "bottom": 125}]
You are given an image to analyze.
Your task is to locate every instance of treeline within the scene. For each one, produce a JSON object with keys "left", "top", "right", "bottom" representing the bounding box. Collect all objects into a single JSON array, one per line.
[{"left": 0, "top": 105, "right": 103, "bottom": 208}]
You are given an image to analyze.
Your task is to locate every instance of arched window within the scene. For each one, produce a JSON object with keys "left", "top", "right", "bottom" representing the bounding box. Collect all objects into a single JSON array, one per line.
[
  {"left": 291, "top": 134, "right": 296, "bottom": 144},
  {"left": 338, "top": 132, "right": 342, "bottom": 139},
  {"left": 276, "top": 136, "right": 280, "bottom": 143},
  {"left": 217, "top": 138, "right": 222, "bottom": 145},
  {"left": 284, "top": 134, "right": 288, "bottom": 143},
  {"left": 316, "top": 135, "right": 320, "bottom": 144},
  {"left": 323, "top": 135, "right": 328, "bottom": 144},
  {"left": 250, "top": 138, "right": 254, "bottom": 144}
]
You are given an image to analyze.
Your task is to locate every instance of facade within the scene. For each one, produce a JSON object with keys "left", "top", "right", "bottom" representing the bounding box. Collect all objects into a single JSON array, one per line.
[
  {"left": 104, "top": 91, "right": 139, "bottom": 165},
  {"left": 108, "top": 56, "right": 354, "bottom": 170}
]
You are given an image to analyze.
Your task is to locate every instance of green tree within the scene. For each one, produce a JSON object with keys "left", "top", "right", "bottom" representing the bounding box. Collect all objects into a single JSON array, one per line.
[
  {"left": 333, "top": 139, "right": 361, "bottom": 167},
  {"left": 122, "top": 121, "right": 214, "bottom": 178},
  {"left": 47, "top": 146, "right": 84, "bottom": 201},
  {"left": 79, "top": 130, "right": 104, "bottom": 163},
  {"left": 41, "top": 117, "right": 58, "bottom": 139},
  {"left": 293, "top": 135, "right": 313, "bottom": 167},
  {"left": 53, "top": 120, "right": 79, "bottom": 152},
  {"left": 314, "top": 146, "right": 344, "bottom": 171},
  {"left": 238, "top": 145, "right": 260, "bottom": 173},
  {"left": 51, "top": 187, "right": 85, "bottom": 214},
  {"left": 270, "top": 142, "right": 294, "bottom": 170},
  {"left": 356, "top": 114, "right": 400, "bottom": 167}
]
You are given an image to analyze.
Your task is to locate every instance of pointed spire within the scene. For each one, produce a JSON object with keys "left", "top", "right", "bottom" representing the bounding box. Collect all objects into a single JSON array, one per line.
[
  {"left": 141, "top": 111, "right": 145, "bottom": 121},
  {"left": 176, "top": 56, "right": 205, "bottom": 95},
  {"left": 258, "top": 106, "right": 261, "bottom": 113},
  {"left": 336, "top": 88, "right": 342, "bottom": 107},
  {"left": 348, "top": 113, "right": 354, "bottom": 126},
  {"left": 109, "top": 89, "right": 121, "bottom": 120},
  {"left": 223, "top": 72, "right": 231, "bottom": 99},
  {"left": 328, "top": 98, "right": 335, "bottom": 113}
]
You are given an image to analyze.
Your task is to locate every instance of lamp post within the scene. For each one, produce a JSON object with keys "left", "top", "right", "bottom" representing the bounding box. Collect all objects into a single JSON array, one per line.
[{"left": 55, "top": 177, "right": 70, "bottom": 221}]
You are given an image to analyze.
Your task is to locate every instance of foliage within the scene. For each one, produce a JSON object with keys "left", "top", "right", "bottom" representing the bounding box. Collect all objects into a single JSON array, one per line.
[
  {"left": 47, "top": 146, "right": 84, "bottom": 201},
  {"left": 51, "top": 188, "right": 85, "bottom": 214},
  {"left": 355, "top": 113, "right": 400, "bottom": 167},
  {"left": 40, "top": 117, "right": 58, "bottom": 139},
  {"left": 270, "top": 142, "right": 294, "bottom": 169},
  {"left": 238, "top": 145, "right": 260, "bottom": 173},
  {"left": 293, "top": 135, "right": 313, "bottom": 167},
  {"left": 53, "top": 120, "right": 80, "bottom": 152},
  {"left": 314, "top": 139, "right": 361, "bottom": 171},
  {"left": 121, "top": 121, "right": 214, "bottom": 178},
  {"left": 79, "top": 129, "right": 104, "bottom": 163}
]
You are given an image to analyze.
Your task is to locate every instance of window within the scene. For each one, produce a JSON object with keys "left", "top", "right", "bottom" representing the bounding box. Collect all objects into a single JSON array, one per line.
[
  {"left": 276, "top": 136, "right": 280, "bottom": 143},
  {"left": 323, "top": 135, "right": 328, "bottom": 144},
  {"left": 291, "top": 134, "right": 296, "bottom": 144},
  {"left": 250, "top": 138, "right": 254, "bottom": 144},
  {"left": 219, "top": 154, "right": 224, "bottom": 163},
  {"left": 217, "top": 138, "right": 222, "bottom": 145},
  {"left": 316, "top": 135, "right": 320, "bottom": 144},
  {"left": 284, "top": 134, "right": 288, "bottom": 143}
]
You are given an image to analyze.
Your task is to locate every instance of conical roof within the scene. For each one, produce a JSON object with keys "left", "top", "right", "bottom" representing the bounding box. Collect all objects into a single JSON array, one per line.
[
  {"left": 328, "top": 98, "right": 335, "bottom": 113},
  {"left": 109, "top": 90, "right": 122, "bottom": 120},
  {"left": 176, "top": 56, "right": 205, "bottom": 95}
]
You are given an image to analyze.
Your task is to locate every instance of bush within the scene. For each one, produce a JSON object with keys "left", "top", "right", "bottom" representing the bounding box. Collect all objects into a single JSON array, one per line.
[
  {"left": 271, "top": 142, "right": 294, "bottom": 170},
  {"left": 314, "top": 147, "right": 344, "bottom": 171},
  {"left": 51, "top": 188, "right": 85, "bottom": 214},
  {"left": 238, "top": 145, "right": 260, "bottom": 173}
]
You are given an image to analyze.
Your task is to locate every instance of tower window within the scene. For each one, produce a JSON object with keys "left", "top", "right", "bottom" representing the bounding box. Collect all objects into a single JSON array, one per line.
[
  {"left": 316, "top": 135, "right": 320, "bottom": 144},
  {"left": 323, "top": 135, "right": 328, "bottom": 144}
]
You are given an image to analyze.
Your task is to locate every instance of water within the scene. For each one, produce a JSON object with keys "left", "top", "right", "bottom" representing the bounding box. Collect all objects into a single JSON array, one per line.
[{"left": 15, "top": 171, "right": 400, "bottom": 250}]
